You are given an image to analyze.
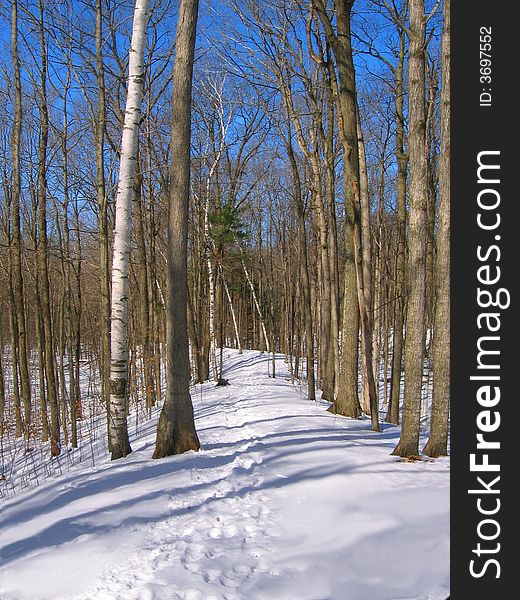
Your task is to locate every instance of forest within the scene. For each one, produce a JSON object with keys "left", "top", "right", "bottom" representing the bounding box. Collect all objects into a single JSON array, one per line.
[{"left": 0, "top": 0, "right": 450, "bottom": 597}]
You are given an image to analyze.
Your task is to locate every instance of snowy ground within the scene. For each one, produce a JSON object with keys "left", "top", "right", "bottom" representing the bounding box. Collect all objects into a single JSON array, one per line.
[{"left": 0, "top": 350, "right": 449, "bottom": 600}]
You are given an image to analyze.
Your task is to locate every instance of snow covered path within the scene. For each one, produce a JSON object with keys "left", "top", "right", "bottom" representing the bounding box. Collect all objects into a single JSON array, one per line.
[{"left": 0, "top": 350, "right": 449, "bottom": 600}]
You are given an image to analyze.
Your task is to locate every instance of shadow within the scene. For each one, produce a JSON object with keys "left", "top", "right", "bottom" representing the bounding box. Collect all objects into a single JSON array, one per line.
[
  {"left": 0, "top": 350, "right": 440, "bottom": 577},
  {"left": 0, "top": 448, "right": 408, "bottom": 567},
  {"left": 0, "top": 422, "right": 413, "bottom": 568}
]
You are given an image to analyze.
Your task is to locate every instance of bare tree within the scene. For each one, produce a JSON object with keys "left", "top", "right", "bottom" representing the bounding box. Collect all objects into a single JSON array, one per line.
[
  {"left": 109, "top": 0, "right": 150, "bottom": 460},
  {"left": 95, "top": 0, "right": 112, "bottom": 449},
  {"left": 154, "top": 0, "right": 201, "bottom": 458},
  {"left": 424, "top": 0, "right": 449, "bottom": 457},
  {"left": 10, "top": 0, "right": 31, "bottom": 440},
  {"left": 392, "top": 0, "right": 429, "bottom": 457},
  {"left": 312, "top": 0, "right": 379, "bottom": 430}
]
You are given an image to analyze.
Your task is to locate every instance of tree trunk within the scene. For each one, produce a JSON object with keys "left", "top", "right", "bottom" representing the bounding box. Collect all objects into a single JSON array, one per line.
[
  {"left": 153, "top": 0, "right": 201, "bottom": 458},
  {"left": 37, "top": 0, "right": 61, "bottom": 457},
  {"left": 10, "top": 0, "right": 31, "bottom": 438},
  {"left": 357, "top": 110, "right": 375, "bottom": 415},
  {"left": 241, "top": 255, "right": 270, "bottom": 354},
  {"left": 287, "top": 139, "right": 315, "bottom": 401},
  {"left": 108, "top": 0, "right": 149, "bottom": 460},
  {"left": 0, "top": 332, "right": 6, "bottom": 437},
  {"left": 221, "top": 267, "right": 242, "bottom": 354},
  {"left": 96, "top": 0, "right": 112, "bottom": 447},
  {"left": 424, "top": 0, "right": 450, "bottom": 457},
  {"left": 134, "top": 152, "right": 156, "bottom": 412},
  {"left": 388, "top": 27, "right": 407, "bottom": 426},
  {"left": 393, "top": 0, "right": 428, "bottom": 457},
  {"left": 313, "top": 0, "right": 361, "bottom": 419}
]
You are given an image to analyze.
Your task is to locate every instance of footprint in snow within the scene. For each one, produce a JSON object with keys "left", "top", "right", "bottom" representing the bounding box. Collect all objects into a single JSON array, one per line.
[
  {"left": 203, "top": 568, "right": 222, "bottom": 583},
  {"left": 183, "top": 562, "right": 200, "bottom": 573}
]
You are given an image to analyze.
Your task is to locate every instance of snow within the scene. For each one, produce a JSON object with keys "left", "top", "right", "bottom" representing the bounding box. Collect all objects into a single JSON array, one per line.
[{"left": 0, "top": 350, "right": 449, "bottom": 600}]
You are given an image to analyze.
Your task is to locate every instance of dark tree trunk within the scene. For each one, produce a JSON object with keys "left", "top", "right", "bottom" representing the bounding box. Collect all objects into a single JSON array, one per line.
[
  {"left": 10, "top": 0, "right": 31, "bottom": 438},
  {"left": 388, "top": 27, "right": 407, "bottom": 426},
  {"left": 37, "top": 0, "right": 61, "bottom": 457},
  {"left": 154, "top": 0, "right": 201, "bottom": 458},
  {"left": 424, "top": 0, "right": 450, "bottom": 457},
  {"left": 393, "top": 0, "right": 428, "bottom": 457}
]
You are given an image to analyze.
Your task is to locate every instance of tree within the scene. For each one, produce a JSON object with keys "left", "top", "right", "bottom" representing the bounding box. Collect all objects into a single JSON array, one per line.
[
  {"left": 10, "top": 0, "right": 31, "bottom": 440},
  {"left": 312, "top": 0, "right": 379, "bottom": 430},
  {"left": 109, "top": 0, "right": 150, "bottom": 460},
  {"left": 153, "top": 0, "right": 201, "bottom": 458},
  {"left": 424, "top": 0, "right": 450, "bottom": 457},
  {"left": 95, "top": 0, "right": 112, "bottom": 447},
  {"left": 392, "top": 0, "right": 429, "bottom": 457},
  {"left": 351, "top": 0, "right": 410, "bottom": 425},
  {"left": 36, "top": 0, "right": 61, "bottom": 457}
]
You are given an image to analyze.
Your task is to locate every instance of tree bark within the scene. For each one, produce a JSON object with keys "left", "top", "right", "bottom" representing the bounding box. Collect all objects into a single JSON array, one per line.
[
  {"left": 287, "top": 138, "right": 316, "bottom": 401},
  {"left": 134, "top": 152, "right": 156, "bottom": 413},
  {"left": 153, "top": 0, "right": 201, "bottom": 458},
  {"left": 109, "top": 0, "right": 150, "bottom": 460},
  {"left": 313, "top": 0, "right": 362, "bottom": 419},
  {"left": 393, "top": 0, "right": 428, "bottom": 457},
  {"left": 388, "top": 27, "right": 407, "bottom": 425},
  {"left": 10, "top": 0, "right": 31, "bottom": 438},
  {"left": 96, "top": 0, "right": 112, "bottom": 447},
  {"left": 357, "top": 110, "right": 376, "bottom": 416},
  {"left": 424, "top": 0, "right": 450, "bottom": 457},
  {"left": 37, "top": 0, "right": 61, "bottom": 456}
]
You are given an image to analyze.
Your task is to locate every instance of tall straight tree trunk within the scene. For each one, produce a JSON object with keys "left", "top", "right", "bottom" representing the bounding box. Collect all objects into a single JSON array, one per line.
[
  {"left": 153, "top": 0, "right": 201, "bottom": 458},
  {"left": 73, "top": 181, "right": 83, "bottom": 429},
  {"left": 32, "top": 236, "right": 49, "bottom": 443},
  {"left": 424, "top": 0, "right": 450, "bottom": 457},
  {"left": 134, "top": 152, "right": 156, "bottom": 411},
  {"left": 241, "top": 255, "right": 270, "bottom": 354},
  {"left": 56, "top": 52, "right": 74, "bottom": 449},
  {"left": 357, "top": 110, "right": 375, "bottom": 415},
  {"left": 0, "top": 331, "right": 5, "bottom": 436},
  {"left": 56, "top": 207, "right": 69, "bottom": 448},
  {"left": 62, "top": 58, "right": 78, "bottom": 447},
  {"left": 96, "top": 0, "right": 111, "bottom": 440},
  {"left": 10, "top": 0, "right": 31, "bottom": 438},
  {"left": 204, "top": 216, "right": 217, "bottom": 380},
  {"left": 313, "top": 0, "right": 368, "bottom": 421},
  {"left": 393, "top": 0, "right": 428, "bottom": 457},
  {"left": 425, "top": 61, "right": 438, "bottom": 330},
  {"left": 388, "top": 28, "right": 407, "bottom": 425},
  {"left": 287, "top": 137, "right": 315, "bottom": 401},
  {"left": 324, "top": 62, "right": 341, "bottom": 399},
  {"left": 372, "top": 144, "right": 384, "bottom": 404},
  {"left": 37, "top": 0, "right": 61, "bottom": 456},
  {"left": 108, "top": 0, "right": 149, "bottom": 460},
  {"left": 221, "top": 267, "right": 242, "bottom": 354},
  {"left": 7, "top": 210, "right": 22, "bottom": 439}
]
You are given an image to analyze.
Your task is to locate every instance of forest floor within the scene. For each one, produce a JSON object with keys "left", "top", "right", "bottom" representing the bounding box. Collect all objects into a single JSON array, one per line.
[{"left": 0, "top": 350, "right": 449, "bottom": 600}]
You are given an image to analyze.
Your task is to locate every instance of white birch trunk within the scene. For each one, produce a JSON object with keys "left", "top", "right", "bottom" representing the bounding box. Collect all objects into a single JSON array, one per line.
[
  {"left": 108, "top": 0, "right": 149, "bottom": 460},
  {"left": 202, "top": 92, "right": 231, "bottom": 380},
  {"left": 221, "top": 266, "right": 242, "bottom": 354},
  {"left": 241, "top": 255, "right": 270, "bottom": 354}
]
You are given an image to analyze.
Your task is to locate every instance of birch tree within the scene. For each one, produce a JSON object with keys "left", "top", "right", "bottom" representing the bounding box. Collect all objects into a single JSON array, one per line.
[{"left": 108, "top": 0, "right": 150, "bottom": 460}]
